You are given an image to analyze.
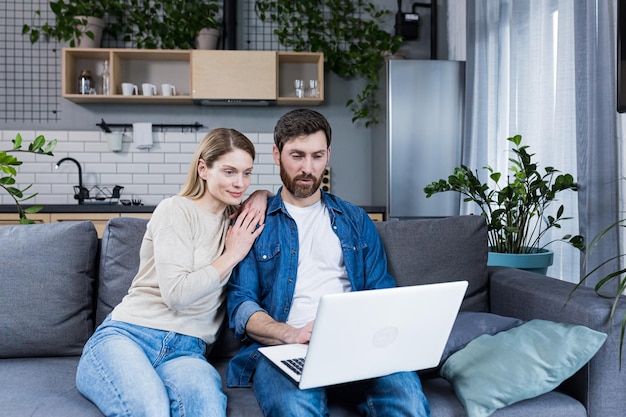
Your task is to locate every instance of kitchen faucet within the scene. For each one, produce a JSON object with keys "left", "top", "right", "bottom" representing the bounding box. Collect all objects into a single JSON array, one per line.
[{"left": 55, "top": 157, "right": 88, "bottom": 204}]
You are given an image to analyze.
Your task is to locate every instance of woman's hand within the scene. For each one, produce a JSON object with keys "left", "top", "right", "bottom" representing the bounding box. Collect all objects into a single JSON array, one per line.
[
  {"left": 230, "top": 189, "right": 272, "bottom": 224},
  {"left": 224, "top": 206, "right": 265, "bottom": 264}
]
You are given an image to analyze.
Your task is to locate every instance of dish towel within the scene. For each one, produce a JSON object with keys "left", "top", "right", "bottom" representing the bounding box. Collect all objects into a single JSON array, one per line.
[{"left": 133, "top": 122, "right": 153, "bottom": 149}]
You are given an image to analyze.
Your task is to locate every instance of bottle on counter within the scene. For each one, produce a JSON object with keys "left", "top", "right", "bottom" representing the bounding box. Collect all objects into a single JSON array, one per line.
[
  {"left": 101, "top": 60, "right": 110, "bottom": 95},
  {"left": 78, "top": 69, "right": 92, "bottom": 95}
]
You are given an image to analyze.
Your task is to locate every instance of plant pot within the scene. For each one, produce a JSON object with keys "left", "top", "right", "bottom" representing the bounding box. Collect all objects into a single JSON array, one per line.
[
  {"left": 195, "top": 28, "right": 220, "bottom": 50},
  {"left": 487, "top": 248, "right": 554, "bottom": 275},
  {"left": 74, "top": 16, "right": 105, "bottom": 48}
]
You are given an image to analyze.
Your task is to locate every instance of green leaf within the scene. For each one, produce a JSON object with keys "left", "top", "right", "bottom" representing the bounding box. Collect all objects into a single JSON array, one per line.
[{"left": 24, "top": 205, "right": 43, "bottom": 214}]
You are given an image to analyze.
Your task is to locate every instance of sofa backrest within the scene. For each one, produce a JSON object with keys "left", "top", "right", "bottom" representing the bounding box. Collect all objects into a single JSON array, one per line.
[
  {"left": 95, "top": 215, "right": 490, "bottom": 356},
  {"left": 0, "top": 221, "right": 99, "bottom": 358},
  {"left": 374, "top": 215, "right": 489, "bottom": 312},
  {"left": 96, "top": 216, "right": 149, "bottom": 326}
]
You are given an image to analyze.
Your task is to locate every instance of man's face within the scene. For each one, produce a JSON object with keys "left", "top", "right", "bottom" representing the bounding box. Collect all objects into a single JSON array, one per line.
[{"left": 273, "top": 130, "right": 330, "bottom": 202}]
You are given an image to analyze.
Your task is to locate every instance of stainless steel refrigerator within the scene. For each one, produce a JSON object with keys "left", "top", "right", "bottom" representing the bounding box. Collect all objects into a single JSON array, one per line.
[{"left": 372, "top": 59, "right": 465, "bottom": 220}]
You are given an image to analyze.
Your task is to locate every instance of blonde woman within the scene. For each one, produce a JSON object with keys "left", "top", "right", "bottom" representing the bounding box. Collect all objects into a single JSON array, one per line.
[{"left": 77, "top": 128, "right": 267, "bottom": 417}]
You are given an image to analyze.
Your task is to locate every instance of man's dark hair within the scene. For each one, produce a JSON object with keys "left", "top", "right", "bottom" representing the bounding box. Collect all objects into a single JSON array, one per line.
[{"left": 274, "top": 109, "right": 332, "bottom": 152}]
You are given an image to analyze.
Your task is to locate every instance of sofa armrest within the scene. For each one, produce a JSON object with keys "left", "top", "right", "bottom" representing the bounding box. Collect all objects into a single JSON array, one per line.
[{"left": 488, "top": 266, "right": 626, "bottom": 417}]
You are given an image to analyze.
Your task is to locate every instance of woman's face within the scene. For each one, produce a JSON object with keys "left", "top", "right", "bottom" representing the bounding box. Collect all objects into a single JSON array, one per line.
[{"left": 198, "top": 148, "right": 254, "bottom": 207}]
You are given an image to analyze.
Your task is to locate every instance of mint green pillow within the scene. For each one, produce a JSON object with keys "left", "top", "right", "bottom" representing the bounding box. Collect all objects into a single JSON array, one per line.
[{"left": 440, "top": 319, "right": 607, "bottom": 417}]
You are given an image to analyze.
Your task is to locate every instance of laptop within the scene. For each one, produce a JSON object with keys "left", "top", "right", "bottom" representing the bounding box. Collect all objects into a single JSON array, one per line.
[{"left": 258, "top": 280, "right": 468, "bottom": 389}]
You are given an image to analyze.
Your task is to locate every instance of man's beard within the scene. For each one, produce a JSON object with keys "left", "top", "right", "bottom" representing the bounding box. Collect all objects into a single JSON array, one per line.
[{"left": 280, "top": 165, "right": 323, "bottom": 198}]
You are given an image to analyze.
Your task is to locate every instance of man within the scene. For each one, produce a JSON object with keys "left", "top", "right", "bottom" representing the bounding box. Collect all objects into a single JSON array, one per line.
[{"left": 226, "top": 109, "right": 430, "bottom": 416}]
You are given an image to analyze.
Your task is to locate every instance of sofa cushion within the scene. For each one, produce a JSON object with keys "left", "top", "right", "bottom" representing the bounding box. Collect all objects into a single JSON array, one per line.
[
  {"left": 440, "top": 319, "right": 607, "bottom": 417},
  {"left": 375, "top": 215, "right": 489, "bottom": 311},
  {"left": 96, "top": 216, "right": 148, "bottom": 326},
  {"left": 440, "top": 312, "right": 524, "bottom": 365},
  {"left": 0, "top": 357, "right": 102, "bottom": 417},
  {"left": 0, "top": 221, "right": 98, "bottom": 358}
]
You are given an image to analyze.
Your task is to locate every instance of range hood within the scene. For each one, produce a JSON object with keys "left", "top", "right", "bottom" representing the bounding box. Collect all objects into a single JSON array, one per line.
[{"left": 193, "top": 98, "right": 275, "bottom": 106}]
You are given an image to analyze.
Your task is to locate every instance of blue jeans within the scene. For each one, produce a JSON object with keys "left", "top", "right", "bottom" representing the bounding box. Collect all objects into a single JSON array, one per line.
[
  {"left": 253, "top": 356, "right": 430, "bottom": 417},
  {"left": 76, "top": 316, "right": 226, "bottom": 417}
]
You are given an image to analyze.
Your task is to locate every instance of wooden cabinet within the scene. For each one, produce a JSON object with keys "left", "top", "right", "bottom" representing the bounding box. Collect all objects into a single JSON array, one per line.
[
  {"left": 276, "top": 52, "right": 324, "bottom": 105},
  {"left": 49, "top": 212, "right": 153, "bottom": 237},
  {"left": 191, "top": 51, "right": 277, "bottom": 101},
  {"left": 50, "top": 213, "right": 118, "bottom": 237},
  {"left": 62, "top": 48, "right": 324, "bottom": 105},
  {"left": 0, "top": 213, "right": 50, "bottom": 225},
  {"left": 367, "top": 213, "right": 384, "bottom": 222},
  {"left": 0, "top": 211, "right": 153, "bottom": 237},
  {"left": 63, "top": 48, "right": 191, "bottom": 104}
]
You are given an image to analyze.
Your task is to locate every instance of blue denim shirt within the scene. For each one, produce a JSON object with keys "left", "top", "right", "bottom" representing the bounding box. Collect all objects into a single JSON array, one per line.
[{"left": 225, "top": 189, "right": 396, "bottom": 387}]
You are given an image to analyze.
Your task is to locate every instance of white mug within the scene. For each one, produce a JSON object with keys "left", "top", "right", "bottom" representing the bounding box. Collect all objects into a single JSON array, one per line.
[
  {"left": 161, "top": 83, "right": 177, "bottom": 96},
  {"left": 121, "top": 83, "right": 138, "bottom": 96},
  {"left": 106, "top": 132, "right": 123, "bottom": 152},
  {"left": 142, "top": 83, "right": 157, "bottom": 96}
]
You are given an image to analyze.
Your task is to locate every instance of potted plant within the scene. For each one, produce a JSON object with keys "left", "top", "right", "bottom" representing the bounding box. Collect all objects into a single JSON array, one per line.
[
  {"left": 124, "top": 0, "right": 221, "bottom": 49},
  {"left": 424, "top": 134, "right": 584, "bottom": 274},
  {"left": 1, "top": 133, "right": 57, "bottom": 224},
  {"left": 22, "top": 0, "right": 126, "bottom": 47},
  {"left": 255, "top": 0, "right": 402, "bottom": 127}
]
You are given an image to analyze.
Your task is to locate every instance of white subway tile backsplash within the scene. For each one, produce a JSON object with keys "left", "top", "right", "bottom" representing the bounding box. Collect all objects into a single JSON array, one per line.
[
  {"left": 149, "top": 164, "right": 180, "bottom": 174},
  {"left": 133, "top": 153, "right": 165, "bottom": 163},
  {"left": 258, "top": 154, "right": 276, "bottom": 165},
  {"left": 1, "top": 129, "right": 281, "bottom": 206}
]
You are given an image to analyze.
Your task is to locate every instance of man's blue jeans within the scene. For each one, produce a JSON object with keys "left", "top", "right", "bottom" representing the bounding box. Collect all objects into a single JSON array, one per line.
[
  {"left": 76, "top": 316, "right": 226, "bottom": 417},
  {"left": 253, "top": 355, "right": 431, "bottom": 417}
]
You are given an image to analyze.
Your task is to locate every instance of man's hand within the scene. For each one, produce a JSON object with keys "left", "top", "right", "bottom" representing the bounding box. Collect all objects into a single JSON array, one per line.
[
  {"left": 246, "top": 311, "right": 314, "bottom": 346},
  {"left": 283, "top": 320, "right": 314, "bottom": 344}
]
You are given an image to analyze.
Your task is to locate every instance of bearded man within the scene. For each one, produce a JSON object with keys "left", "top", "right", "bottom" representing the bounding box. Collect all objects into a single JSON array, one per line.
[{"left": 226, "top": 108, "right": 430, "bottom": 417}]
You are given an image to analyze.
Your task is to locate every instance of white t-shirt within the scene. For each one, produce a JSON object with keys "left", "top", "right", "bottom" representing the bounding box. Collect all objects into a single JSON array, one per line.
[{"left": 284, "top": 200, "right": 350, "bottom": 328}]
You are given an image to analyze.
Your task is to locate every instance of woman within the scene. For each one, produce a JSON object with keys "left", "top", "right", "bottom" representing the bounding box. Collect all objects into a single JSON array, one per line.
[{"left": 76, "top": 128, "right": 266, "bottom": 417}]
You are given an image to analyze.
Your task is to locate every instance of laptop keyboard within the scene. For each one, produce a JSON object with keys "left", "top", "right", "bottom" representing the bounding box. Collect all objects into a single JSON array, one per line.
[{"left": 281, "top": 357, "right": 305, "bottom": 375}]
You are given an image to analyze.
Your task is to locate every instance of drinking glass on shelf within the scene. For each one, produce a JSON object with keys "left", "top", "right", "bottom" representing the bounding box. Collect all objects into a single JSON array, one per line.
[
  {"left": 308, "top": 79, "right": 319, "bottom": 98},
  {"left": 294, "top": 79, "right": 304, "bottom": 98}
]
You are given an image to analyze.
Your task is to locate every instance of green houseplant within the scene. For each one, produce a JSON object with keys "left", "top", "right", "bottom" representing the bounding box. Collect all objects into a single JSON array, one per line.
[
  {"left": 22, "top": 0, "right": 126, "bottom": 47},
  {"left": 255, "top": 0, "right": 402, "bottom": 127},
  {"left": 1, "top": 134, "right": 57, "bottom": 224},
  {"left": 424, "top": 135, "right": 584, "bottom": 266},
  {"left": 570, "top": 185, "right": 626, "bottom": 364},
  {"left": 125, "top": 0, "right": 220, "bottom": 49}
]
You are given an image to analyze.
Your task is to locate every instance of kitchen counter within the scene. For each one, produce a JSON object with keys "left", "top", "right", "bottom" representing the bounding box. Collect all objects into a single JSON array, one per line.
[
  {"left": 0, "top": 204, "right": 386, "bottom": 218},
  {"left": 0, "top": 204, "right": 386, "bottom": 235},
  {"left": 0, "top": 204, "right": 157, "bottom": 214}
]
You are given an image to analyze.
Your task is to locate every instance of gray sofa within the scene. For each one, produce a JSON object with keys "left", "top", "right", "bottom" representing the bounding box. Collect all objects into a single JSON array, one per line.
[{"left": 1, "top": 215, "right": 624, "bottom": 417}]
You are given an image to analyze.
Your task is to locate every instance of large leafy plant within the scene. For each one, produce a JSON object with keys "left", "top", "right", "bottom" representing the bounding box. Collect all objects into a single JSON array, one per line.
[
  {"left": 22, "top": 0, "right": 126, "bottom": 46},
  {"left": 424, "top": 135, "right": 584, "bottom": 253},
  {"left": 124, "top": 0, "right": 220, "bottom": 49},
  {"left": 0, "top": 134, "right": 57, "bottom": 224},
  {"left": 255, "top": 0, "right": 402, "bottom": 127}
]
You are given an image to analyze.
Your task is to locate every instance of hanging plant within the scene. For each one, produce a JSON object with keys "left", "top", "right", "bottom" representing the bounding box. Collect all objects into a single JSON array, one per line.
[
  {"left": 255, "top": 0, "right": 402, "bottom": 127},
  {"left": 21, "top": 0, "right": 126, "bottom": 47},
  {"left": 124, "top": 0, "right": 220, "bottom": 49}
]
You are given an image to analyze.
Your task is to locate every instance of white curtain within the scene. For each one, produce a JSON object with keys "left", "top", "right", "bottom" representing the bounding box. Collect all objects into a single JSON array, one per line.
[{"left": 464, "top": 0, "right": 623, "bottom": 282}]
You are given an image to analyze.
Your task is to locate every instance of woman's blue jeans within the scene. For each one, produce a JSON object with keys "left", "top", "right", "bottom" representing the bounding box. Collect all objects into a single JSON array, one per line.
[
  {"left": 253, "top": 355, "right": 430, "bottom": 417},
  {"left": 76, "top": 316, "right": 226, "bottom": 417}
]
